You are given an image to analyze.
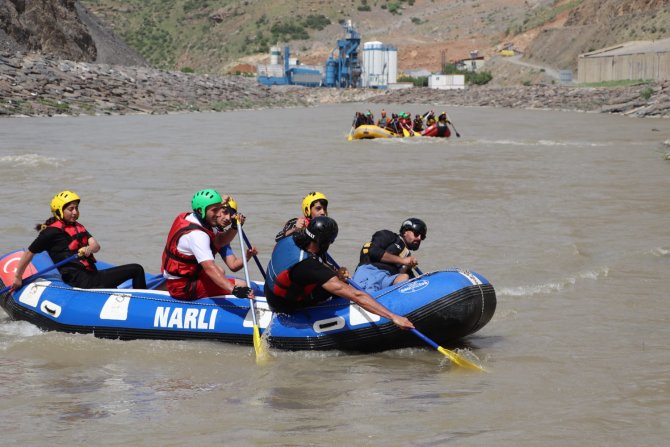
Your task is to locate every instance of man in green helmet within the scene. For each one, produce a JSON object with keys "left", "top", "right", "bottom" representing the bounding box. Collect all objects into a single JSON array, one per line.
[{"left": 161, "top": 189, "right": 254, "bottom": 300}]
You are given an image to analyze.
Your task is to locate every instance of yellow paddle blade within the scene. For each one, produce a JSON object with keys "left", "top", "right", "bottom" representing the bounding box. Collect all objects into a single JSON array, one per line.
[
  {"left": 253, "top": 325, "right": 270, "bottom": 365},
  {"left": 402, "top": 128, "right": 410, "bottom": 137},
  {"left": 347, "top": 134, "right": 353, "bottom": 141},
  {"left": 437, "top": 346, "right": 486, "bottom": 372}
]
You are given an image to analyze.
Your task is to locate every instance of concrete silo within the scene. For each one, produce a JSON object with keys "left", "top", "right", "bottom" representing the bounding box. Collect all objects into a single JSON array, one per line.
[{"left": 362, "top": 41, "right": 397, "bottom": 88}]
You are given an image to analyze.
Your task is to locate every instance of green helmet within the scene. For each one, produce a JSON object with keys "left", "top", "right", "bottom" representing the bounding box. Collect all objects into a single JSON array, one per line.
[{"left": 191, "top": 189, "right": 223, "bottom": 219}]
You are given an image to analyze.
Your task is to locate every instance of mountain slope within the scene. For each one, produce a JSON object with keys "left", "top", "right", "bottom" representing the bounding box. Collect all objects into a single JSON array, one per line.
[
  {"left": 79, "top": 0, "right": 670, "bottom": 75},
  {"left": 4, "top": 0, "right": 669, "bottom": 79},
  {"left": 79, "top": 0, "right": 549, "bottom": 73},
  {"left": 523, "top": 0, "right": 670, "bottom": 70}
]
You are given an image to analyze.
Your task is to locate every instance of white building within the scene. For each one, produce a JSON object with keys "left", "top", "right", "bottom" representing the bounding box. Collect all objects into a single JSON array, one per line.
[{"left": 428, "top": 74, "right": 465, "bottom": 90}]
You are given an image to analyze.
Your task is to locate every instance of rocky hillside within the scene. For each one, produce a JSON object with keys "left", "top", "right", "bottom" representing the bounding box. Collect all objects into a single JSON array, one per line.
[
  {"left": 0, "top": 0, "right": 146, "bottom": 66},
  {"left": 0, "top": 0, "right": 96, "bottom": 59},
  {"left": 76, "top": 0, "right": 670, "bottom": 76},
  {"left": 2, "top": 0, "right": 668, "bottom": 78}
]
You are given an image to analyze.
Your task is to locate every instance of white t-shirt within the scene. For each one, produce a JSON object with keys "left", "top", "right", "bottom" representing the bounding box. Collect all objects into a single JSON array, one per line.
[{"left": 164, "top": 213, "right": 219, "bottom": 279}]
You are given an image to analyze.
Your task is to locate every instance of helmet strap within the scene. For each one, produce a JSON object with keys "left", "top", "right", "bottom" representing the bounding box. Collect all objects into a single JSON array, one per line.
[{"left": 193, "top": 210, "right": 212, "bottom": 230}]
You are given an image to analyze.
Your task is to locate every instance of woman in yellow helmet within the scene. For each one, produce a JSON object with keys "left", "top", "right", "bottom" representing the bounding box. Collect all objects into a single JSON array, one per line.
[
  {"left": 11, "top": 191, "right": 147, "bottom": 291},
  {"left": 275, "top": 192, "right": 329, "bottom": 242}
]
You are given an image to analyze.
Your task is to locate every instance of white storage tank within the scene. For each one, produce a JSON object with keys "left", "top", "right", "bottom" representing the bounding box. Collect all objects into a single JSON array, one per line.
[
  {"left": 363, "top": 41, "right": 384, "bottom": 87},
  {"left": 270, "top": 46, "right": 281, "bottom": 65},
  {"left": 387, "top": 46, "right": 397, "bottom": 84},
  {"left": 362, "top": 41, "right": 398, "bottom": 88}
]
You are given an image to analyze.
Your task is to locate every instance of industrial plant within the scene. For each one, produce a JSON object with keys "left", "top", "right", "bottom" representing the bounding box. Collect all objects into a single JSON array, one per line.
[{"left": 257, "top": 21, "right": 397, "bottom": 88}]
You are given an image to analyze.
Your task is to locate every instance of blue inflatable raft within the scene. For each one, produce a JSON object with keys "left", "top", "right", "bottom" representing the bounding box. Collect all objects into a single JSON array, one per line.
[{"left": 0, "top": 250, "right": 496, "bottom": 352}]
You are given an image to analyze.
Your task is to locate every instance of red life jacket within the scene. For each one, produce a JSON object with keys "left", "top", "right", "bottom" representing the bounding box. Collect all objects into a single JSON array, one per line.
[
  {"left": 48, "top": 220, "right": 96, "bottom": 270},
  {"left": 161, "top": 212, "right": 216, "bottom": 279}
]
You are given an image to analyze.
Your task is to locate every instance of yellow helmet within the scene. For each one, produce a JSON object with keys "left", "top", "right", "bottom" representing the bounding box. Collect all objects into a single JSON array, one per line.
[
  {"left": 50, "top": 190, "right": 80, "bottom": 219},
  {"left": 224, "top": 196, "right": 238, "bottom": 214},
  {"left": 301, "top": 191, "right": 328, "bottom": 218}
]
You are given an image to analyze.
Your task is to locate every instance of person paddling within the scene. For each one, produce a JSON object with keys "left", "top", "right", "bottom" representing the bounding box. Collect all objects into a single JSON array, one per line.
[
  {"left": 12, "top": 190, "right": 147, "bottom": 290},
  {"left": 264, "top": 216, "right": 414, "bottom": 330},
  {"left": 217, "top": 196, "right": 258, "bottom": 273},
  {"left": 161, "top": 189, "right": 253, "bottom": 300},
  {"left": 352, "top": 218, "right": 427, "bottom": 294}
]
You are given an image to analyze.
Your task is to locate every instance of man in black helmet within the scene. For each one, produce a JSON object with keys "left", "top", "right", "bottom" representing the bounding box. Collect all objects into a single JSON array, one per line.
[
  {"left": 264, "top": 216, "right": 414, "bottom": 330},
  {"left": 352, "top": 218, "right": 427, "bottom": 294}
]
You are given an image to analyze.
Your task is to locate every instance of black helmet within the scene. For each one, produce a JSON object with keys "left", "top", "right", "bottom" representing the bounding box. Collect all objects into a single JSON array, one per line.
[
  {"left": 400, "top": 217, "right": 427, "bottom": 240},
  {"left": 305, "top": 216, "right": 339, "bottom": 246}
]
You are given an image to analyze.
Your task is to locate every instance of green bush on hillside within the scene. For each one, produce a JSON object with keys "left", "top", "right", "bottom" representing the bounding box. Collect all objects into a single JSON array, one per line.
[
  {"left": 183, "top": 0, "right": 209, "bottom": 14},
  {"left": 123, "top": 16, "right": 176, "bottom": 68},
  {"left": 387, "top": 2, "right": 402, "bottom": 15},
  {"left": 270, "top": 21, "right": 309, "bottom": 41},
  {"left": 468, "top": 71, "right": 492, "bottom": 85},
  {"left": 303, "top": 14, "right": 331, "bottom": 30},
  {"left": 398, "top": 74, "right": 428, "bottom": 87},
  {"left": 256, "top": 15, "right": 268, "bottom": 26}
]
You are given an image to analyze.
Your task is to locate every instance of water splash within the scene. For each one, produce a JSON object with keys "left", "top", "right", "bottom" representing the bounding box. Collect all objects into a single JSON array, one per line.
[
  {"left": 0, "top": 319, "right": 44, "bottom": 341},
  {"left": 476, "top": 138, "right": 610, "bottom": 147},
  {"left": 0, "top": 153, "right": 64, "bottom": 167},
  {"left": 499, "top": 267, "right": 609, "bottom": 297},
  {"left": 648, "top": 247, "right": 669, "bottom": 257}
]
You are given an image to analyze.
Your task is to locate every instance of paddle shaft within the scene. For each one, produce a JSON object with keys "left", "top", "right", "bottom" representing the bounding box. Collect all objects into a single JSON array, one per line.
[
  {"left": 446, "top": 113, "right": 461, "bottom": 137},
  {"left": 410, "top": 328, "right": 439, "bottom": 349},
  {"left": 347, "top": 115, "right": 356, "bottom": 140},
  {"left": 241, "top": 231, "right": 266, "bottom": 280},
  {"left": 237, "top": 225, "right": 259, "bottom": 328},
  {"left": 1, "top": 253, "right": 79, "bottom": 295}
]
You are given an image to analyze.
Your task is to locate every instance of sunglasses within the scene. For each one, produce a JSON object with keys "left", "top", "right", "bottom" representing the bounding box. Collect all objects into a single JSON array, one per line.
[{"left": 410, "top": 230, "right": 426, "bottom": 240}]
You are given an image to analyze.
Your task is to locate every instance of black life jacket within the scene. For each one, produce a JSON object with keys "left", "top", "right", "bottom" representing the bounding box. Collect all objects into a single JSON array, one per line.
[{"left": 358, "top": 233, "right": 410, "bottom": 275}]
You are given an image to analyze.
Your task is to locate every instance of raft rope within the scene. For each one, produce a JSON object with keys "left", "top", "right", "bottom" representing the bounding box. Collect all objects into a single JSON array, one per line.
[
  {"left": 26, "top": 281, "right": 249, "bottom": 310},
  {"left": 26, "top": 268, "right": 488, "bottom": 313},
  {"left": 374, "top": 268, "right": 473, "bottom": 299},
  {"left": 28, "top": 281, "right": 350, "bottom": 311}
]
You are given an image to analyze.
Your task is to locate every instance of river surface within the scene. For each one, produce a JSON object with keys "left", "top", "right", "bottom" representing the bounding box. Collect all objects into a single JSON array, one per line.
[{"left": 1, "top": 104, "right": 669, "bottom": 446}]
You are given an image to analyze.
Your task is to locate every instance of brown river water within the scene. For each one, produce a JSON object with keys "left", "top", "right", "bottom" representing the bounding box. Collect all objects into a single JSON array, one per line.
[{"left": 1, "top": 104, "right": 669, "bottom": 446}]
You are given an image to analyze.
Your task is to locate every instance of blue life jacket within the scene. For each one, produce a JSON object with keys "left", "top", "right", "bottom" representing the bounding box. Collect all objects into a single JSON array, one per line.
[{"left": 265, "top": 236, "right": 317, "bottom": 302}]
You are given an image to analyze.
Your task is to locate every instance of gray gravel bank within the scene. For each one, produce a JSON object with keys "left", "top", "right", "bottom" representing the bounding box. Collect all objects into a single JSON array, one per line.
[
  {"left": 0, "top": 52, "right": 306, "bottom": 116},
  {"left": 1, "top": 52, "right": 669, "bottom": 118}
]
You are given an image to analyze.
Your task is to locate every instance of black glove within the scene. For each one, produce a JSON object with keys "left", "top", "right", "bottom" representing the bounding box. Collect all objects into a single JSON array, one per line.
[{"left": 231, "top": 286, "right": 252, "bottom": 298}]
